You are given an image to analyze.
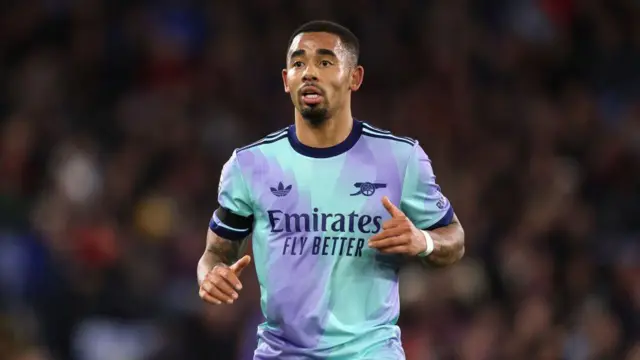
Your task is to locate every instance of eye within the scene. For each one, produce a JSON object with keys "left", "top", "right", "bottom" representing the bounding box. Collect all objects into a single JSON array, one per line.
[
  {"left": 293, "top": 61, "right": 304, "bottom": 68},
  {"left": 320, "top": 60, "right": 332, "bottom": 67}
]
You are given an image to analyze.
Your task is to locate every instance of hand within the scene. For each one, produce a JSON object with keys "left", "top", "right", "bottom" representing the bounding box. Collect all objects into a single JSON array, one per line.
[
  {"left": 199, "top": 255, "right": 251, "bottom": 305},
  {"left": 368, "top": 196, "right": 428, "bottom": 256}
]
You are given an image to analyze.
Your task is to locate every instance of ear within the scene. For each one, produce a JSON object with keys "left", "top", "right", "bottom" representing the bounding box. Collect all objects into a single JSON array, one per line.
[
  {"left": 350, "top": 65, "right": 364, "bottom": 92},
  {"left": 282, "top": 69, "right": 290, "bottom": 93}
]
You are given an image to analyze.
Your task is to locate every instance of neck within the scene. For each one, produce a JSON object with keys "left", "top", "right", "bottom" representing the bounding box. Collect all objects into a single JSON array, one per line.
[{"left": 294, "top": 106, "right": 353, "bottom": 148}]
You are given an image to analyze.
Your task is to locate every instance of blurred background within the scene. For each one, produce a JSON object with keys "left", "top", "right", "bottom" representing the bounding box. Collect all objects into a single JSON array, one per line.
[{"left": 0, "top": 0, "right": 639, "bottom": 359}]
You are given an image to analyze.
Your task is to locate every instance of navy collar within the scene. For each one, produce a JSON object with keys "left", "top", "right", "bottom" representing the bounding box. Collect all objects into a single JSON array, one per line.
[{"left": 288, "top": 119, "right": 363, "bottom": 158}]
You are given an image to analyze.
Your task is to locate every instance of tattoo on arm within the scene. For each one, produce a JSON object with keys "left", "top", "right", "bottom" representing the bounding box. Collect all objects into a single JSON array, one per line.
[
  {"left": 198, "top": 230, "right": 246, "bottom": 285},
  {"left": 421, "top": 215, "right": 465, "bottom": 267},
  {"left": 205, "top": 236, "right": 241, "bottom": 266}
]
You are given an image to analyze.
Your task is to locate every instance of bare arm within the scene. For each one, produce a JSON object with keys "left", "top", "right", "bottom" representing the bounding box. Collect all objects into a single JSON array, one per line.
[
  {"left": 422, "top": 214, "right": 465, "bottom": 267},
  {"left": 197, "top": 229, "right": 251, "bottom": 305},
  {"left": 197, "top": 230, "right": 239, "bottom": 286}
]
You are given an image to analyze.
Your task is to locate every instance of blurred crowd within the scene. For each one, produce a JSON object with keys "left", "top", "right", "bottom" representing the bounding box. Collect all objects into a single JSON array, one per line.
[{"left": 0, "top": 0, "right": 639, "bottom": 359}]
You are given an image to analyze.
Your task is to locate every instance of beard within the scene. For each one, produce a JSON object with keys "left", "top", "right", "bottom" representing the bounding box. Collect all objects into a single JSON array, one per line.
[{"left": 300, "top": 105, "right": 329, "bottom": 127}]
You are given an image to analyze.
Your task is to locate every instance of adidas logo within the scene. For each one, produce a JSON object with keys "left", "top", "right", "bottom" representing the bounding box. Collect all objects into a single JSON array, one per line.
[{"left": 270, "top": 182, "right": 292, "bottom": 197}]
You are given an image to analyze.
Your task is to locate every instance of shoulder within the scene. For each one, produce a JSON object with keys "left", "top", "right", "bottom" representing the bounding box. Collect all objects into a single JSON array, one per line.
[
  {"left": 359, "top": 121, "right": 419, "bottom": 158},
  {"left": 360, "top": 121, "right": 417, "bottom": 147},
  {"left": 236, "top": 126, "right": 290, "bottom": 154},
  {"left": 223, "top": 126, "right": 290, "bottom": 174}
]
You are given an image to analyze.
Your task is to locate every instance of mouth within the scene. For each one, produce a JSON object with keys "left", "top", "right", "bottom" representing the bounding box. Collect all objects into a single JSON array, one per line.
[{"left": 300, "top": 86, "right": 324, "bottom": 105}]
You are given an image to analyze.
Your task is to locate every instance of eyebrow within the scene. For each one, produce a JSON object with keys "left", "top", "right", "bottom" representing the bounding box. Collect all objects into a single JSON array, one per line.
[
  {"left": 316, "top": 48, "right": 337, "bottom": 58},
  {"left": 289, "top": 48, "right": 338, "bottom": 60}
]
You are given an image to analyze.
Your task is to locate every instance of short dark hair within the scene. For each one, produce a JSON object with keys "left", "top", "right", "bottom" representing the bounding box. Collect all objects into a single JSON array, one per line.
[{"left": 287, "top": 20, "right": 360, "bottom": 65}]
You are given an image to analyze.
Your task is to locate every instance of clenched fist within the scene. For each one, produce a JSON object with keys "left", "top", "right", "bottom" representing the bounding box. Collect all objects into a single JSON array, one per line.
[
  {"left": 368, "top": 196, "right": 430, "bottom": 256},
  {"left": 199, "top": 255, "right": 251, "bottom": 305}
]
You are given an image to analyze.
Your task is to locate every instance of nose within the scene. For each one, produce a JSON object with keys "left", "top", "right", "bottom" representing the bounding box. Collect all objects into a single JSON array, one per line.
[{"left": 302, "top": 64, "right": 318, "bottom": 82}]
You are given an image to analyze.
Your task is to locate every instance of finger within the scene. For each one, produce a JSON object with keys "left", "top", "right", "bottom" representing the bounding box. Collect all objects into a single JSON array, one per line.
[
  {"left": 368, "top": 235, "right": 407, "bottom": 249},
  {"left": 368, "top": 231, "right": 390, "bottom": 243},
  {"left": 199, "top": 287, "right": 222, "bottom": 305},
  {"left": 208, "top": 285, "right": 236, "bottom": 304},
  {"left": 377, "top": 245, "right": 409, "bottom": 254},
  {"left": 202, "top": 280, "right": 236, "bottom": 304},
  {"left": 212, "top": 265, "right": 243, "bottom": 291},
  {"left": 382, "top": 218, "right": 402, "bottom": 230},
  {"left": 230, "top": 255, "right": 252, "bottom": 276},
  {"left": 382, "top": 196, "right": 404, "bottom": 218},
  {"left": 207, "top": 271, "right": 239, "bottom": 300},
  {"left": 382, "top": 225, "right": 407, "bottom": 237},
  {"left": 369, "top": 227, "right": 406, "bottom": 243}
]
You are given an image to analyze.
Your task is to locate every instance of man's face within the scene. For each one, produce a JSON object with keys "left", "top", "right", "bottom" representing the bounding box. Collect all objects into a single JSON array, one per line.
[{"left": 282, "top": 32, "right": 363, "bottom": 126}]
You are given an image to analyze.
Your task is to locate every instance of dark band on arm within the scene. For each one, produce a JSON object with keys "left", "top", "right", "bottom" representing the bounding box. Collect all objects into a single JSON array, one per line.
[
  {"left": 208, "top": 206, "right": 254, "bottom": 241},
  {"left": 215, "top": 206, "right": 254, "bottom": 229},
  {"left": 425, "top": 207, "right": 454, "bottom": 231}
]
